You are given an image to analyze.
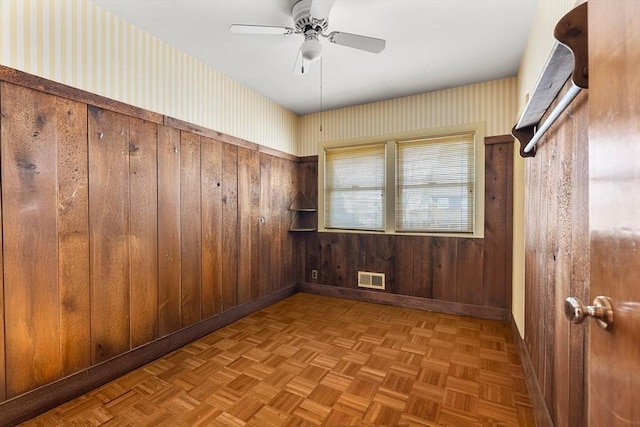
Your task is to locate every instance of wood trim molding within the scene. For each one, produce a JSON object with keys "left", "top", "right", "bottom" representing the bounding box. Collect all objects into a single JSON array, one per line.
[
  {"left": 299, "top": 283, "right": 509, "bottom": 321},
  {"left": 299, "top": 155, "right": 319, "bottom": 163},
  {"left": 0, "top": 285, "right": 299, "bottom": 427},
  {"left": 484, "top": 134, "right": 514, "bottom": 146},
  {"left": 509, "top": 313, "right": 554, "bottom": 427}
]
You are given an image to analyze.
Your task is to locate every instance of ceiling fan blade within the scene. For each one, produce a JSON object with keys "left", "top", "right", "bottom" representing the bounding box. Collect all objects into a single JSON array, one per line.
[
  {"left": 310, "top": 0, "right": 335, "bottom": 20},
  {"left": 229, "top": 24, "right": 294, "bottom": 35},
  {"left": 328, "top": 31, "right": 386, "bottom": 53},
  {"left": 293, "top": 48, "right": 311, "bottom": 76}
]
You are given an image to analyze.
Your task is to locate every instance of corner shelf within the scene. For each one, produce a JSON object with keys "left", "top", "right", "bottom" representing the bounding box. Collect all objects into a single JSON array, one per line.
[{"left": 289, "top": 191, "right": 317, "bottom": 232}]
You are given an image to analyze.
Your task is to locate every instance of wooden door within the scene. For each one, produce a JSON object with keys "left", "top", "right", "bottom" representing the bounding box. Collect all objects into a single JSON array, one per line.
[{"left": 588, "top": 0, "right": 640, "bottom": 424}]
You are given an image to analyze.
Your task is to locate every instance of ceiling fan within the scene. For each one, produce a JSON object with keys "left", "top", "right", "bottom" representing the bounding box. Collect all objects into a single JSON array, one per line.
[{"left": 229, "top": 0, "right": 386, "bottom": 74}]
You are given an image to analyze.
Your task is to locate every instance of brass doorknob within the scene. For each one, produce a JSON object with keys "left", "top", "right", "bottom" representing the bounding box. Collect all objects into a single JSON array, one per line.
[{"left": 564, "top": 296, "right": 614, "bottom": 330}]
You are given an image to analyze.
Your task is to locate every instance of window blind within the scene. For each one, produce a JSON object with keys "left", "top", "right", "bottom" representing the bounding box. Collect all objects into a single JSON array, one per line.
[
  {"left": 396, "top": 133, "right": 475, "bottom": 233},
  {"left": 324, "top": 144, "right": 386, "bottom": 231}
]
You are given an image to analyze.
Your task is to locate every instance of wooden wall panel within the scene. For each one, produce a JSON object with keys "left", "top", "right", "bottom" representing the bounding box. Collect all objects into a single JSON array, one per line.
[
  {"left": 88, "top": 106, "right": 131, "bottom": 364},
  {"left": 431, "top": 238, "right": 457, "bottom": 302},
  {"left": 222, "top": 144, "right": 239, "bottom": 311},
  {"left": 412, "top": 238, "right": 433, "bottom": 298},
  {"left": 394, "top": 236, "right": 413, "bottom": 295},
  {"left": 0, "top": 204, "right": 3, "bottom": 403},
  {"left": 284, "top": 159, "right": 300, "bottom": 288},
  {"left": 483, "top": 142, "right": 513, "bottom": 308},
  {"left": 56, "top": 97, "right": 90, "bottom": 374},
  {"left": 270, "top": 158, "right": 284, "bottom": 293},
  {"left": 129, "top": 118, "right": 159, "bottom": 347},
  {"left": 0, "top": 68, "right": 306, "bottom": 415},
  {"left": 259, "top": 156, "right": 273, "bottom": 296},
  {"left": 456, "top": 238, "right": 484, "bottom": 305},
  {"left": 1, "top": 83, "right": 62, "bottom": 397},
  {"left": 201, "top": 137, "right": 223, "bottom": 318},
  {"left": 0, "top": 104, "right": 4, "bottom": 401},
  {"left": 180, "top": 132, "right": 203, "bottom": 327},
  {"left": 157, "top": 126, "right": 182, "bottom": 337},
  {"left": 523, "top": 82, "right": 589, "bottom": 426},
  {"left": 237, "top": 147, "right": 260, "bottom": 304}
]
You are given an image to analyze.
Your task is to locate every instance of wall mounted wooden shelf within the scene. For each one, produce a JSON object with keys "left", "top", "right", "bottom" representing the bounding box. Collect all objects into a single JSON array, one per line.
[
  {"left": 512, "top": 1, "right": 588, "bottom": 158},
  {"left": 289, "top": 191, "right": 317, "bottom": 232}
]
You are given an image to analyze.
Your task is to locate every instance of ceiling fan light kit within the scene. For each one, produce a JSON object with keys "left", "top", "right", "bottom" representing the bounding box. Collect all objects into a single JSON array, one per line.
[
  {"left": 229, "top": 0, "right": 386, "bottom": 74},
  {"left": 301, "top": 36, "right": 322, "bottom": 62}
]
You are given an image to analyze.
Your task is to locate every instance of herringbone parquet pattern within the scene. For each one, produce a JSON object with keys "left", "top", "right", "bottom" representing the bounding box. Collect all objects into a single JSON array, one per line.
[{"left": 22, "top": 293, "right": 535, "bottom": 426}]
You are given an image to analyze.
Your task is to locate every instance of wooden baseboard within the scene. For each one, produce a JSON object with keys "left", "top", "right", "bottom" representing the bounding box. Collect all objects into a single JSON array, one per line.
[
  {"left": 299, "top": 282, "right": 509, "bottom": 321},
  {"left": 0, "top": 284, "right": 298, "bottom": 427},
  {"left": 509, "top": 313, "right": 554, "bottom": 427}
]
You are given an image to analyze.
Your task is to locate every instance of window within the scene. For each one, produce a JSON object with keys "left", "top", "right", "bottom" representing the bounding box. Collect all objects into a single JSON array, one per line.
[
  {"left": 324, "top": 144, "right": 386, "bottom": 231},
  {"left": 396, "top": 133, "right": 475, "bottom": 233},
  {"left": 318, "top": 124, "right": 484, "bottom": 237}
]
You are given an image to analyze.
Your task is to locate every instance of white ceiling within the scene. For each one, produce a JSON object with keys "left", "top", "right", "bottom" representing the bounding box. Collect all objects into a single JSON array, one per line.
[{"left": 90, "top": 0, "right": 538, "bottom": 115}]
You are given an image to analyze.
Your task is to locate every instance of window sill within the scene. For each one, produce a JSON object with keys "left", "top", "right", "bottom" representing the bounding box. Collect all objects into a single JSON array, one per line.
[{"left": 318, "top": 228, "right": 484, "bottom": 239}]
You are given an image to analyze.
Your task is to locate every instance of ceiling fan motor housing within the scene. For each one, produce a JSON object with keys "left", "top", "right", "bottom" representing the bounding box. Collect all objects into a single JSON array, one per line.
[{"left": 292, "top": 0, "right": 328, "bottom": 34}]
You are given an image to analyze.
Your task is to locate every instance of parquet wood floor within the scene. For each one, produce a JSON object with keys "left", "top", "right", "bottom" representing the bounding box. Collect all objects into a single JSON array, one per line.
[{"left": 21, "top": 293, "right": 535, "bottom": 426}]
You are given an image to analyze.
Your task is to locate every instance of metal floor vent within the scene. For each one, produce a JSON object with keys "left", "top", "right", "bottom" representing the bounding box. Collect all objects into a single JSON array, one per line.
[{"left": 358, "top": 271, "right": 385, "bottom": 290}]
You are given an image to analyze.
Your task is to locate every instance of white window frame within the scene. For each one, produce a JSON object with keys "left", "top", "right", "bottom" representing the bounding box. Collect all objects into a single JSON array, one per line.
[{"left": 318, "top": 122, "right": 485, "bottom": 238}]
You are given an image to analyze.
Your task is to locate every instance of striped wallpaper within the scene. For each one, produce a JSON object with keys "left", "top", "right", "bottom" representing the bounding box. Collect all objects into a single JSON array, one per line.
[
  {"left": 0, "top": 0, "right": 299, "bottom": 154},
  {"left": 297, "top": 77, "right": 518, "bottom": 157},
  {"left": 0, "top": 0, "right": 520, "bottom": 158}
]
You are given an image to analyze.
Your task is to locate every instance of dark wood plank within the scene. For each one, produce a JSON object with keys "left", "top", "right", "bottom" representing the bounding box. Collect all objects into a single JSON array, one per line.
[
  {"left": 412, "top": 237, "right": 433, "bottom": 298},
  {"left": 482, "top": 143, "right": 508, "bottom": 308},
  {"left": 238, "top": 147, "right": 251, "bottom": 302},
  {"left": 281, "top": 158, "right": 297, "bottom": 288},
  {"left": 56, "top": 96, "right": 91, "bottom": 375},
  {"left": 431, "top": 238, "right": 457, "bottom": 301},
  {"left": 456, "top": 238, "right": 484, "bottom": 306},
  {"left": 1, "top": 83, "right": 62, "bottom": 397},
  {"left": 0, "top": 183, "right": 3, "bottom": 401},
  {"left": 259, "top": 155, "right": 273, "bottom": 296},
  {"left": 157, "top": 125, "right": 182, "bottom": 337},
  {"left": 201, "top": 136, "right": 223, "bottom": 318},
  {"left": 347, "top": 234, "right": 365, "bottom": 289},
  {"left": 330, "top": 233, "right": 348, "bottom": 287},
  {"left": 88, "top": 105, "right": 131, "bottom": 364},
  {"left": 394, "top": 236, "right": 414, "bottom": 296},
  {"left": 129, "top": 118, "right": 159, "bottom": 347},
  {"left": 0, "top": 84, "right": 4, "bottom": 402},
  {"left": 270, "top": 157, "right": 284, "bottom": 292},
  {"left": 377, "top": 235, "right": 396, "bottom": 293},
  {"left": 249, "top": 152, "right": 262, "bottom": 299},
  {"left": 504, "top": 142, "right": 514, "bottom": 310},
  {"left": 180, "top": 132, "right": 203, "bottom": 327},
  {"left": 222, "top": 143, "right": 239, "bottom": 311},
  {"left": 568, "top": 91, "right": 588, "bottom": 427},
  {"left": 0, "top": 82, "right": 4, "bottom": 399},
  {"left": 550, "top": 95, "right": 568, "bottom": 426},
  {"left": 237, "top": 147, "right": 260, "bottom": 304}
]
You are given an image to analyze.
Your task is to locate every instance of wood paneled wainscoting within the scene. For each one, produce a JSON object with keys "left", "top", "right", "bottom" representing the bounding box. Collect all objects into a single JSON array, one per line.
[
  {"left": 520, "top": 79, "right": 588, "bottom": 427},
  {"left": 0, "top": 67, "right": 302, "bottom": 426},
  {"left": 298, "top": 136, "right": 514, "bottom": 322}
]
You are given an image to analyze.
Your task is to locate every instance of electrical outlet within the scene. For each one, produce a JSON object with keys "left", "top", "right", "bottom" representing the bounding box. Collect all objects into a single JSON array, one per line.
[{"left": 311, "top": 270, "right": 318, "bottom": 280}]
